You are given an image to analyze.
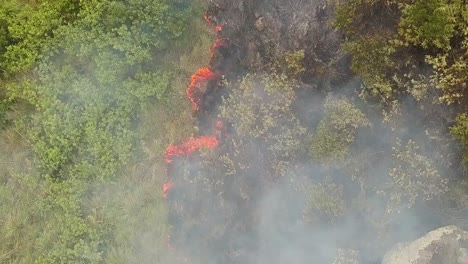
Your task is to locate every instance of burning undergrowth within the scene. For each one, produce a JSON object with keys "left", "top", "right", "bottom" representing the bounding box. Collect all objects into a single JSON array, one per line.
[
  {"left": 159, "top": 1, "right": 456, "bottom": 264},
  {"left": 162, "top": 3, "right": 238, "bottom": 262},
  {"left": 161, "top": 2, "right": 355, "bottom": 263}
]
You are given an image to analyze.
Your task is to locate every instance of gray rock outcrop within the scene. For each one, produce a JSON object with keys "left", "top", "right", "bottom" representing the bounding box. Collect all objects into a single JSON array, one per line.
[{"left": 382, "top": 225, "right": 468, "bottom": 264}]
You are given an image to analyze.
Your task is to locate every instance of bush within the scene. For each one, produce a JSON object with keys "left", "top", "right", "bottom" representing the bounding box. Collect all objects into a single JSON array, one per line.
[
  {"left": 0, "top": 0, "right": 192, "bottom": 262},
  {"left": 385, "top": 139, "right": 448, "bottom": 213},
  {"left": 399, "top": 0, "right": 457, "bottom": 50},
  {"left": 304, "top": 182, "right": 345, "bottom": 224},
  {"left": 310, "top": 96, "right": 369, "bottom": 164},
  {"left": 451, "top": 113, "right": 468, "bottom": 162}
]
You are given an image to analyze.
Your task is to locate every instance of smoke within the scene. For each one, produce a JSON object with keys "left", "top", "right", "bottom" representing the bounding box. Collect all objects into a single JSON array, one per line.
[
  {"left": 2, "top": 0, "right": 458, "bottom": 263},
  {"left": 156, "top": 1, "right": 467, "bottom": 264}
]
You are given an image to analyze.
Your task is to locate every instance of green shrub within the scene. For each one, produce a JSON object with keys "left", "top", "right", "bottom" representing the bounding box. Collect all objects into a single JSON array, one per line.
[
  {"left": 451, "top": 113, "right": 468, "bottom": 162},
  {"left": 0, "top": 0, "right": 191, "bottom": 262},
  {"left": 310, "top": 96, "right": 369, "bottom": 164},
  {"left": 304, "top": 182, "right": 345, "bottom": 224},
  {"left": 385, "top": 139, "right": 448, "bottom": 213},
  {"left": 399, "top": 0, "right": 457, "bottom": 50}
]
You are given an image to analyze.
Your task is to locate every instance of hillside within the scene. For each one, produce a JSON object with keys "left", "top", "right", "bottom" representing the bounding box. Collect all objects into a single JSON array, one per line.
[{"left": 0, "top": 0, "right": 467, "bottom": 263}]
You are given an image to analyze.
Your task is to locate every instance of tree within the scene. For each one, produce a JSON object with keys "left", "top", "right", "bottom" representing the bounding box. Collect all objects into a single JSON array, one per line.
[
  {"left": 385, "top": 139, "right": 448, "bottom": 213},
  {"left": 304, "top": 182, "right": 345, "bottom": 224},
  {"left": 168, "top": 73, "right": 309, "bottom": 263},
  {"left": 0, "top": 0, "right": 80, "bottom": 74},
  {"left": 310, "top": 96, "right": 369, "bottom": 164},
  {"left": 0, "top": 0, "right": 190, "bottom": 262},
  {"left": 219, "top": 73, "right": 309, "bottom": 178},
  {"left": 399, "top": 0, "right": 457, "bottom": 50},
  {"left": 451, "top": 113, "right": 468, "bottom": 162}
]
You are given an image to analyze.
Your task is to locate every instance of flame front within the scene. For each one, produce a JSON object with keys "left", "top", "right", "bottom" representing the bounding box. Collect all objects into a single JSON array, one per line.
[
  {"left": 210, "top": 38, "right": 228, "bottom": 53},
  {"left": 162, "top": 4, "right": 228, "bottom": 262},
  {"left": 163, "top": 181, "right": 174, "bottom": 198},
  {"left": 186, "top": 6, "right": 227, "bottom": 112},
  {"left": 164, "top": 136, "right": 219, "bottom": 164},
  {"left": 186, "top": 67, "right": 215, "bottom": 111}
]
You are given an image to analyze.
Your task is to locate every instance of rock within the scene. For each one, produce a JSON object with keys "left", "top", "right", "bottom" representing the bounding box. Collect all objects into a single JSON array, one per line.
[
  {"left": 382, "top": 225, "right": 468, "bottom": 264},
  {"left": 255, "top": 16, "right": 266, "bottom": 31}
]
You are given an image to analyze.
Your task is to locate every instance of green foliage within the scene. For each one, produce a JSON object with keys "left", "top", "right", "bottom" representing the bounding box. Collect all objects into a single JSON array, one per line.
[
  {"left": 399, "top": 0, "right": 457, "bottom": 50},
  {"left": 0, "top": 0, "right": 80, "bottom": 74},
  {"left": 333, "top": 0, "right": 379, "bottom": 36},
  {"left": 0, "top": 98, "right": 9, "bottom": 128},
  {"left": 345, "top": 37, "right": 396, "bottom": 102},
  {"left": 34, "top": 179, "right": 110, "bottom": 264},
  {"left": 310, "top": 96, "right": 369, "bottom": 163},
  {"left": 0, "top": 0, "right": 466, "bottom": 262},
  {"left": 451, "top": 113, "right": 468, "bottom": 162},
  {"left": 334, "top": 0, "right": 467, "bottom": 108},
  {"left": 275, "top": 50, "right": 306, "bottom": 78},
  {"left": 95, "top": 168, "right": 170, "bottom": 264},
  {"left": 386, "top": 139, "right": 448, "bottom": 213},
  {"left": 304, "top": 182, "right": 345, "bottom": 224},
  {"left": 398, "top": 0, "right": 467, "bottom": 104},
  {"left": 18, "top": 63, "right": 170, "bottom": 180},
  {"left": 426, "top": 43, "right": 468, "bottom": 104},
  {"left": 220, "top": 73, "right": 308, "bottom": 178},
  {"left": 445, "top": 179, "right": 468, "bottom": 211},
  {"left": 221, "top": 74, "right": 303, "bottom": 138},
  {"left": 4, "top": 0, "right": 186, "bottom": 180},
  {"left": 0, "top": 0, "right": 192, "bottom": 262}
]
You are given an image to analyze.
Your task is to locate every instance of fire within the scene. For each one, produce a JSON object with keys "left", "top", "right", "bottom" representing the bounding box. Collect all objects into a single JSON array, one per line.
[
  {"left": 215, "top": 22, "right": 226, "bottom": 32},
  {"left": 188, "top": 4, "right": 228, "bottom": 112},
  {"left": 203, "top": 14, "right": 217, "bottom": 28},
  {"left": 215, "top": 119, "right": 224, "bottom": 130},
  {"left": 186, "top": 67, "right": 215, "bottom": 111},
  {"left": 163, "top": 4, "right": 228, "bottom": 262},
  {"left": 163, "top": 181, "right": 174, "bottom": 198},
  {"left": 210, "top": 38, "right": 228, "bottom": 52},
  {"left": 204, "top": 8, "right": 226, "bottom": 33},
  {"left": 164, "top": 136, "right": 219, "bottom": 164},
  {"left": 215, "top": 119, "right": 224, "bottom": 138},
  {"left": 162, "top": 136, "right": 218, "bottom": 198}
]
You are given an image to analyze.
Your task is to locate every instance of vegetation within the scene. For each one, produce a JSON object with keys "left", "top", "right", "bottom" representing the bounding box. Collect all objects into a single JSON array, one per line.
[
  {"left": 0, "top": 0, "right": 208, "bottom": 262},
  {"left": 310, "top": 96, "right": 369, "bottom": 164},
  {"left": 0, "top": 0, "right": 467, "bottom": 263},
  {"left": 452, "top": 113, "right": 468, "bottom": 162},
  {"left": 304, "top": 182, "right": 345, "bottom": 224},
  {"left": 386, "top": 139, "right": 448, "bottom": 213}
]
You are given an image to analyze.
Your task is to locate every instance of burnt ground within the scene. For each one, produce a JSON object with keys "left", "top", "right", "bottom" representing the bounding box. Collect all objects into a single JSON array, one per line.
[
  {"left": 166, "top": 1, "right": 399, "bottom": 263},
  {"left": 197, "top": 0, "right": 353, "bottom": 134}
]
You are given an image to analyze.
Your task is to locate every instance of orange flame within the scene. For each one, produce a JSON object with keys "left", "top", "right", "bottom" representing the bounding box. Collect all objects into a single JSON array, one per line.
[
  {"left": 215, "top": 22, "right": 227, "bottom": 32},
  {"left": 203, "top": 14, "right": 216, "bottom": 27},
  {"left": 163, "top": 7, "right": 228, "bottom": 262},
  {"left": 215, "top": 119, "right": 224, "bottom": 138},
  {"left": 164, "top": 136, "right": 219, "bottom": 164},
  {"left": 204, "top": 13, "right": 226, "bottom": 33},
  {"left": 210, "top": 38, "right": 228, "bottom": 53},
  {"left": 186, "top": 67, "right": 215, "bottom": 111},
  {"left": 163, "top": 181, "right": 174, "bottom": 198}
]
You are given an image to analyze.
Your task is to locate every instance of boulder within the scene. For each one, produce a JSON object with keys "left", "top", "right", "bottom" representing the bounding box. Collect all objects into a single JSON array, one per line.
[
  {"left": 382, "top": 225, "right": 468, "bottom": 264},
  {"left": 255, "top": 16, "right": 266, "bottom": 31}
]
